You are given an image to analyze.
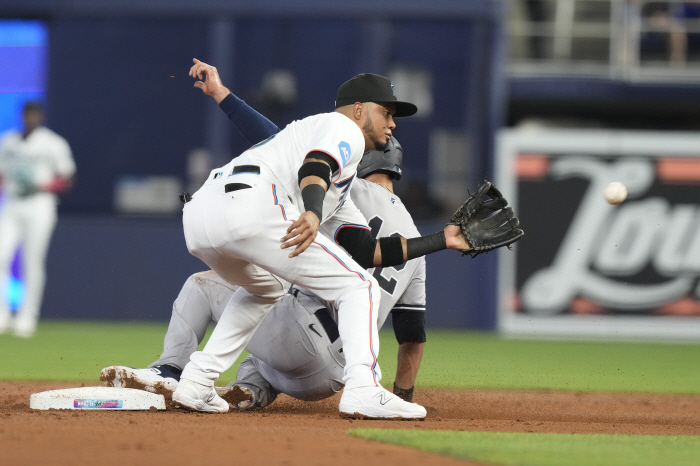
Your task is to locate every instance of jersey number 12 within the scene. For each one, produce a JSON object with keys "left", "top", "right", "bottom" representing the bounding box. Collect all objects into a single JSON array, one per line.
[{"left": 368, "top": 216, "right": 405, "bottom": 295}]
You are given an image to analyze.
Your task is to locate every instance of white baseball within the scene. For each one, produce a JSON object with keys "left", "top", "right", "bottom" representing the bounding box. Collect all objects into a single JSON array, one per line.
[{"left": 604, "top": 182, "right": 627, "bottom": 205}]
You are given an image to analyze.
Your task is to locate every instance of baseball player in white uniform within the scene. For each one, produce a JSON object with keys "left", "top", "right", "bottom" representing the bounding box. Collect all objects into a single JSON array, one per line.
[
  {"left": 169, "top": 59, "right": 437, "bottom": 419},
  {"left": 0, "top": 102, "right": 75, "bottom": 337},
  {"left": 102, "top": 137, "right": 432, "bottom": 409},
  {"left": 119, "top": 60, "right": 475, "bottom": 420}
]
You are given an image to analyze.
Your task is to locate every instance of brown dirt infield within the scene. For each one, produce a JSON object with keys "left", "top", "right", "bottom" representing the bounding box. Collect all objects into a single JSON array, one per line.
[{"left": 3, "top": 381, "right": 700, "bottom": 466}]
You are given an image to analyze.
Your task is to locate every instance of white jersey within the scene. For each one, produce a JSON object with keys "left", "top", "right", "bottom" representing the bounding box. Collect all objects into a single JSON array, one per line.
[
  {"left": 226, "top": 112, "right": 365, "bottom": 223},
  {"left": 0, "top": 126, "right": 75, "bottom": 199},
  {"left": 320, "top": 178, "right": 427, "bottom": 327}
]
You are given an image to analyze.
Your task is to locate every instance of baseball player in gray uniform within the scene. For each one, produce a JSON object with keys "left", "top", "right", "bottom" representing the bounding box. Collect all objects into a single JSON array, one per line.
[
  {"left": 0, "top": 102, "right": 75, "bottom": 337},
  {"left": 102, "top": 137, "right": 430, "bottom": 410}
]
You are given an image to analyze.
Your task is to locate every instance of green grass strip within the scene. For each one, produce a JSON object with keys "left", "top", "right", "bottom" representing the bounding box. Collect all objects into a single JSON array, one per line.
[
  {"left": 349, "top": 429, "right": 700, "bottom": 466},
  {"left": 3, "top": 322, "right": 700, "bottom": 394},
  {"left": 0, "top": 321, "right": 246, "bottom": 382},
  {"left": 378, "top": 330, "right": 700, "bottom": 393}
]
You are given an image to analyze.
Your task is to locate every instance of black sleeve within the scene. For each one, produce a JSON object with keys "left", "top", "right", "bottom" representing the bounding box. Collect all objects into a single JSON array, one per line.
[
  {"left": 335, "top": 226, "right": 376, "bottom": 269},
  {"left": 391, "top": 309, "right": 426, "bottom": 344},
  {"left": 306, "top": 151, "right": 340, "bottom": 174}
]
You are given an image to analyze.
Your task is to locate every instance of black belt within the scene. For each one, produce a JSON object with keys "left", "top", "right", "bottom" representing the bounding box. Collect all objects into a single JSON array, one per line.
[
  {"left": 232, "top": 165, "right": 260, "bottom": 175},
  {"left": 225, "top": 183, "right": 252, "bottom": 193},
  {"left": 314, "top": 308, "right": 340, "bottom": 343},
  {"left": 224, "top": 165, "right": 259, "bottom": 193}
]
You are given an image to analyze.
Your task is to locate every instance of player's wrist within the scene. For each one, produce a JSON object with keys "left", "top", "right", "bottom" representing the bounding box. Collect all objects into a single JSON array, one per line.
[
  {"left": 303, "top": 210, "right": 321, "bottom": 226},
  {"left": 444, "top": 225, "right": 471, "bottom": 251},
  {"left": 406, "top": 231, "right": 447, "bottom": 260},
  {"left": 212, "top": 87, "right": 231, "bottom": 104}
]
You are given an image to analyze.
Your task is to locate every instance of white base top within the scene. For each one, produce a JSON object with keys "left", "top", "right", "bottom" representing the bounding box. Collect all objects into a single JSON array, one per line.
[{"left": 29, "top": 386, "right": 166, "bottom": 410}]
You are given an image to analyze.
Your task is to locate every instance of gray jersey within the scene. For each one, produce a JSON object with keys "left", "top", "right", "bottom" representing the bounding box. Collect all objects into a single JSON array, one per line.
[
  {"left": 243, "top": 179, "right": 426, "bottom": 401},
  {"left": 319, "top": 178, "right": 427, "bottom": 327},
  {"left": 349, "top": 179, "right": 426, "bottom": 326},
  {"left": 152, "top": 179, "right": 427, "bottom": 403}
]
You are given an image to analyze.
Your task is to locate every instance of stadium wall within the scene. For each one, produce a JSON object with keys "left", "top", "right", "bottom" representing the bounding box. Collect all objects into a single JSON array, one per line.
[
  {"left": 41, "top": 217, "right": 494, "bottom": 329},
  {"left": 3, "top": 0, "right": 505, "bottom": 329}
]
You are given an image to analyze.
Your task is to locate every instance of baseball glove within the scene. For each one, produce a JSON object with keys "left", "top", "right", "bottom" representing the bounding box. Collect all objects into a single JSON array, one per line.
[{"left": 448, "top": 180, "right": 524, "bottom": 258}]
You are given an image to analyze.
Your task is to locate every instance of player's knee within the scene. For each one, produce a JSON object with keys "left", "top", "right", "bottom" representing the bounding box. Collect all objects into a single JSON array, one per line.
[
  {"left": 240, "top": 275, "right": 288, "bottom": 302},
  {"left": 357, "top": 273, "right": 380, "bottom": 297}
]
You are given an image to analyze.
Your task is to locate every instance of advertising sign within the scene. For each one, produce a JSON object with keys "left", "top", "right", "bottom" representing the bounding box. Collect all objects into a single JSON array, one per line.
[{"left": 497, "top": 129, "right": 700, "bottom": 339}]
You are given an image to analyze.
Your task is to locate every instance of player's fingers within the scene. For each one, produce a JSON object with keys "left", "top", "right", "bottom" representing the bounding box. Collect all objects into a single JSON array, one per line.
[
  {"left": 285, "top": 219, "right": 304, "bottom": 236},
  {"left": 194, "top": 81, "right": 204, "bottom": 89},
  {"left": 191, "top": 64, "right": 207, "bottom": 80},
  {"left": 282, "top": 221, "right": 315, "bottom": 248},
  {"left": 282, "top": 233, "right": 306, "bottom": 250},
  {"left": 281, "top": 225, "right": 308, "bottom": 247},
  {"left": 289, "top": 235, "right": 314, "bottom": 258},
  {"left": 189, "top": 62, "right": 206, "bottom": 77},
  {"left": 280, "top": 233, "right": 297, "bottom": 245},
  {"left": 281, "top": 227, "right": 302, "bottom": 246}
]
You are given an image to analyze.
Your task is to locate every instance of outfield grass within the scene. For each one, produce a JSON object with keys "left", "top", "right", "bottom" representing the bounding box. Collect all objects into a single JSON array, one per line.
[
  {"left": 2, "top": 321, "right": 700, "bottom": 393},
  {"left": 349, "top": 429, "right": 700, "bottom": 466},
  {"left": 397, "top": 331, "right": 700, "bottom": 393},
  {"left": 0, "top": 321, "right": 247, "bottom": 383}
]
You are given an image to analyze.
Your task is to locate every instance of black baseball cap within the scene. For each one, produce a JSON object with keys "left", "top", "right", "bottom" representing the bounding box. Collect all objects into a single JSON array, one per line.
[{"left": 335, "top": 73, "right": 417, "bottom": 117}]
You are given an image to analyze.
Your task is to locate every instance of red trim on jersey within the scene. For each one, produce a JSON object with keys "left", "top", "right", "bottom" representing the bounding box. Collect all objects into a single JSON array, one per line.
[
  {"left": 367, "top": 280, "right": 378, "bottom": 382},
  {"left": 272, "top": 184, "right": 288, "bottom": 221}
]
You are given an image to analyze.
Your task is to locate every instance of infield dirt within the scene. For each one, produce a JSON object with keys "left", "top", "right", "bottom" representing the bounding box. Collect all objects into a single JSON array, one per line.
[{"left": 2, "top": 381, "right": 700, "bottom": 465}]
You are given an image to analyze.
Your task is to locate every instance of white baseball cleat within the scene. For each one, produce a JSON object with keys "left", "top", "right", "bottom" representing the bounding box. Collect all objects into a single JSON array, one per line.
[
  {"left": 215, "top": 384, "right": 256, "bottom": 410},
  {"left": 100, "top": 366, "right": 179, "bottom": 400},
  {"left": 172, "top": 379, "right": 229, "bottom": 413},
  {"left": 339, "top": 386, "right": 427, "bottom": 420}
]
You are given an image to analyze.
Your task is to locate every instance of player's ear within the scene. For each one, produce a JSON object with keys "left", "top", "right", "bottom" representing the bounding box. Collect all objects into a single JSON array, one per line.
[{"left": 353, "top": 102, "right": 364, "bottom": 121}]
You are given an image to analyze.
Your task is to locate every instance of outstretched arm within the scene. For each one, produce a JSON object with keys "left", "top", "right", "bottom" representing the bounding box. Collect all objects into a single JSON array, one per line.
[
  {"left": 218, "top": 93, "right": 279, "bottom": 145},
  {"left": 189, "top": 58, "right": 279, "bottom": 145},
  {"left": 336, "top": 226, "right": 468, "bottom": 269},
  {"left": 337, "top": 180, "right": 523, "bottom": 268}
]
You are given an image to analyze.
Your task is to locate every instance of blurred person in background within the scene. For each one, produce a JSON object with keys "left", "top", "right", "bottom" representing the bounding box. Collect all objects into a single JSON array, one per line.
[
  {"left": 0, "top": 101, "right": 76, "bottom": 337},
  {"left": 640, "top": 1, "right": 700, "bottom": 65},
  {"left": 668, "top": 1, "right": 700, "bottom": 64},
  {"left": 523, "top": 0, "right": 547, "bottom": 59}
]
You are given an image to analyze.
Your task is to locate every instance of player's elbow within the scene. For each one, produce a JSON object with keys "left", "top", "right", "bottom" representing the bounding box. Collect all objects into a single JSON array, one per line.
[
  {"left": 298, "top": 159, "right": 332, "bottom": 190},
  {"left": 335, "top": 227, "right": 375, "bottom": 269}
]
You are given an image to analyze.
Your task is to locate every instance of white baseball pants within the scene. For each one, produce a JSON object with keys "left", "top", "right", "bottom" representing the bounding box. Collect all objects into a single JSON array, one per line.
[
  {"left": 180, "top": 172, "right": 382, "bottom": 390},
  {"left": 0, "top": 193, "right": 57, "bottom": 329}
]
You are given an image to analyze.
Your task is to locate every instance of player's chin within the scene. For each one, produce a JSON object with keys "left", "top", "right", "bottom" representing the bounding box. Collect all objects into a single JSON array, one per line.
[{"left": 372, "top": 138, "right": 389, "bottom": 151}]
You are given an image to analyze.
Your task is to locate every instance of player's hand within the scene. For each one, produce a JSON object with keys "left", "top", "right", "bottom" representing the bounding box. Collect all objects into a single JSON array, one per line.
[
  {"left": 281, "top": 211, "right": 320, "bottom": 258},
  {"left": 189, "top": 58, "right": 230, "bottom": 104},
  {"left": 444, "top": 224, "right": 471, "bottom": 252}
]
